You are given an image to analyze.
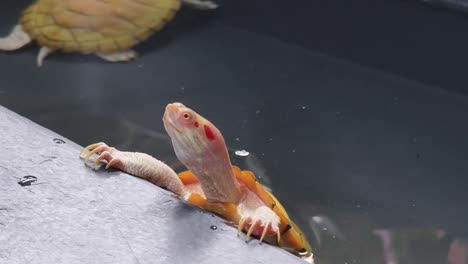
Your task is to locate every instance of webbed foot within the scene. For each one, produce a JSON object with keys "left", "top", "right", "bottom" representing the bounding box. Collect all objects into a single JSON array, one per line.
[{"left": 238, "top": 205, "right": 280, "bottom": 243}]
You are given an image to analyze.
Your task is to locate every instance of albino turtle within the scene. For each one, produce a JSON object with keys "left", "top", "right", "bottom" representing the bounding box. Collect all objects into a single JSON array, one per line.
[
  {"left": 80, "top": 103, "right": 313, "bottom": 261},
  {"left": 0, "top": 0, "right": 217, "bottom": 66}
]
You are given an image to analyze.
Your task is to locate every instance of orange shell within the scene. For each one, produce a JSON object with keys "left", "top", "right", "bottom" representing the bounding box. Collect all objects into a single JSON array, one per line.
[
  {"left": 178, "top": 166, "right": 312, "bottom": 255},
  {"left": 19, "top": 0, "right": 181, "bottom": 53}
]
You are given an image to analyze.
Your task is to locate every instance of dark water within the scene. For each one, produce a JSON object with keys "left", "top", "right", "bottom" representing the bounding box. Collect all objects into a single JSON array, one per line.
[{"left": 1, "top": 1, "right": 468, "bottom": 263}]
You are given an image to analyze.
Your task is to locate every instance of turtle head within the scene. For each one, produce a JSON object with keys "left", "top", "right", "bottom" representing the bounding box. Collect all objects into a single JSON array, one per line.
[
  {"left": 162, "top": 102, "right": 227, "bottom": 169},
  {"left": 163, "top": 102, "right": 241, "bottom": 203}
]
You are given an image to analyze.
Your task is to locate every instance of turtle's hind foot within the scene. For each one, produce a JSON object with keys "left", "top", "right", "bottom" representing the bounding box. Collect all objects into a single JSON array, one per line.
[
  {"left": 0, "top": 24, "right": 31, "bottom": 51},
  {"left": 238, "top": 206, "right": 280, "bottom": 243}
]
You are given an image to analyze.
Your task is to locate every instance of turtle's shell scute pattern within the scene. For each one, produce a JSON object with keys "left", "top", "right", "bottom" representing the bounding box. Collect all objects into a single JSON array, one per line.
[{"left": 19, "top": 0, "right": 181, "bottom": 53}]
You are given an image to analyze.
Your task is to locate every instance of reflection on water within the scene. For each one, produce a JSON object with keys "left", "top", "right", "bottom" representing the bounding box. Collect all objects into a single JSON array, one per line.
[
  {"left": 449, "top": 239, "right": 468, "bottom": 264},
  {"left": 231, "top": 150, "right": 468, "bottom": 264},
  {"left": 90, "top": 116, "right": 468, "bottom": 264},
  {"left": 375, "top": 229, "right": 468, "bottom": 264},
  {"left": 309, "top": 215, "right": 345, "bottom": 247},
  {"left": 306, "top": 215, "right": 466, "bottom": 264},
  {"left": 373, "top": 229, "right": 449, "bottom": 264},
  {"left": 291, "top": 202, "right": 468, "bottom": 264}
]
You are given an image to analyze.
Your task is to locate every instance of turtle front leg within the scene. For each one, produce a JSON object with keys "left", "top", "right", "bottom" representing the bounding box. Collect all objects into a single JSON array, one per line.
[
  {"left": 237, "top": 203, "right": 281, "bottom": 243},
  {"left": 0, "top": 25, "right": 31, "bottom": 51},
  {"left": 80, "top": 142, "right": 185, "bottom": 196},
  {"left": 182, "top": 0, "right": 218, "bottom": 10},
  {"left": 96, "top": 50, "right": 137, "bottom": 62}
]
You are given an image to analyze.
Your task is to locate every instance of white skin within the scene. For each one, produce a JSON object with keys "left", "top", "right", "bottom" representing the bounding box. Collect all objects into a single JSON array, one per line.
[{"left": 81, "top": 103, "right": 280, "bottom": 241}]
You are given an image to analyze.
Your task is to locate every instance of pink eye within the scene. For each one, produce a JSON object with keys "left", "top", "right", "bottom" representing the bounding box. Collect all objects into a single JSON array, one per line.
[{"left": 183, "top": 113, "right": 191, "bottom": 120}]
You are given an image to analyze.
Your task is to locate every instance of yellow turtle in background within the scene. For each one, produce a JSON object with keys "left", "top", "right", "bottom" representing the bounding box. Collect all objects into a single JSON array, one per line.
[{"left": 0, "top": 0, "right": 217, "bottom": 66}]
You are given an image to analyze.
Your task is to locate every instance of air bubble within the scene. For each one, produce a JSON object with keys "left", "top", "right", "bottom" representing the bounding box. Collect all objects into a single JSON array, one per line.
[{"left": 235, "top": 150, "right": 250, "bottom": 157}]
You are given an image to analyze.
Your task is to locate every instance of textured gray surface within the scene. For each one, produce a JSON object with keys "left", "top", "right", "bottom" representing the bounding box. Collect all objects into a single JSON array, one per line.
[{"left": 0, "top": 106, "right": 305, "bottom": 264}]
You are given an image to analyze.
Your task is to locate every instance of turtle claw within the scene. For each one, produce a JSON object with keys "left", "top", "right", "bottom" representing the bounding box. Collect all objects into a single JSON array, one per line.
[
  {"left": 237, "top": 218, "right": 281, "bottom": 243},
  {"left": 244, "top": 219, "right": 276, "bottom": 243},
  {"left": 276, "top": 227, "right": 281, "bottom": 244},
  {"left": 246, "top": 221, "right": 257, "bottom": 241},
  {"left": 259, "top": 222, "right": 270, "bottom": 243},
  {"left": 83, "top": 144, "right": 109, "bottom": 162},
  {"left": 80, "top": 142, "right": 106, "bottom": 156},
  {"left": 237, "top": 205, "right": 280, "bottom": 243},
  {"left": 93, "top": 150, "right": 111, "bottom": 169},
  {"left": 237, "top": 218, "right": 246, "bottom": 235},
  {"left": 80, "top": 142, "right": 123, "bottom": 170},
  {"left": 105, "top": 157, "right": 121, "bottom": 170}
]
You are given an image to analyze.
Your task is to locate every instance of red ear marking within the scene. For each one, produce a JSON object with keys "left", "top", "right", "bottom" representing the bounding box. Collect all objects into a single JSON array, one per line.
[
  {"left": 194, "top": 122, "right": 199, "bottom": 128},
  {"left": 204, "top": 125, "right": 216, "bottom": 141}
]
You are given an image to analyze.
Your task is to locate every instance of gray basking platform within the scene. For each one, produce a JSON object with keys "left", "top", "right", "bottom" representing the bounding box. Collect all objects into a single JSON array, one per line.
[{"left": 0, "top": 106, "right": 306, "bottom": 264}]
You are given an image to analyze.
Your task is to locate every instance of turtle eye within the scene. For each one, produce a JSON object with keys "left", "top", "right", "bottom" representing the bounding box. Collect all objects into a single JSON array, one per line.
[
  {"left": 180, "top": 111, "right": 194, "bottom": 123},
  {"left": 182, "top": 112, "right": 191, "bottom": 120}
]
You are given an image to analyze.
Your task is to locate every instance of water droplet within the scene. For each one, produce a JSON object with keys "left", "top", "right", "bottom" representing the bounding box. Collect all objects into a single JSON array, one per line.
[
  {"left": 235, "top": 150, "right": 250, "bottom": 157},
  {"left": 291, "top": 149, "right": 296, "bottom": 153},
  {"left": 255, "top": 110, "right": 261, "bottom": 114},
  {"left": 180, "top": 86, "right": 185, "bottom": 91},
  {"left": 53, "top": 138, "right": 65, "bottom": 144},
  {"left": 235, "top": 137, "right": 241, "bottom": 142},
  {"left": 301, "top": 106, "right": 308, "bottom": 110},
  {"left": 210, "top": 225, "right": 217, "bottom": 230},
  {"left": 137, "top": 64, "right": 144, "bottom": 68}
]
